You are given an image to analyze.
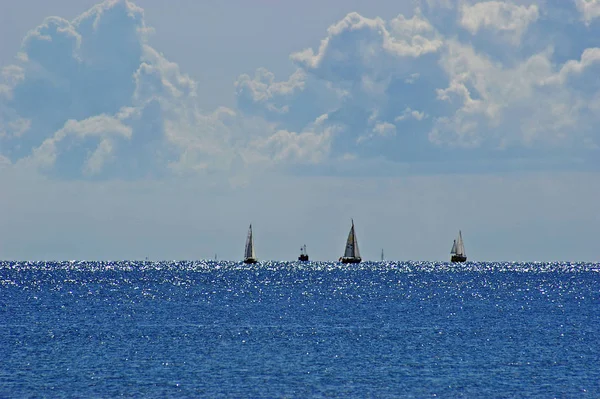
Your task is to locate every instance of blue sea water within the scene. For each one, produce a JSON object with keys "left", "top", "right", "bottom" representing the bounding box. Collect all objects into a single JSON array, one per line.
[{"left": 1, "top": 261, "right": 599, "bottom": 398}]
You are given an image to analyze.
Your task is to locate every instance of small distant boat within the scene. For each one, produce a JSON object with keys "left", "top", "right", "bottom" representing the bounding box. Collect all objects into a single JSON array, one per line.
[
  {"left": 243, "top": 224, "right": 257, "bottom": 264},
  {"left": 298, "top": 244, "right": 309, "bottom": 261},
  {"left": 381, "top": 249, "right": 384, "bottom": 261},
  {"left": 450, "top": 230, "right": 467, "bottom": 263},
  {"left": 340, "top": 219, "right": 362, "bottom": 264}
]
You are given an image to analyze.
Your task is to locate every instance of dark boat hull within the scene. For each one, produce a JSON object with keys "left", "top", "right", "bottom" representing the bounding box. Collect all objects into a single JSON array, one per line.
[
  {"left": 243, "top": 258, "right": 257, "bottom": 264},
  {"left": 298, "top": 255, "right": 309, "bottom": 261},
  {"left": 451, "top": 255, "right": 467, "bottom": 263},
  {"left": 341, "top": 257, "right": 361, "bottom": 264}
]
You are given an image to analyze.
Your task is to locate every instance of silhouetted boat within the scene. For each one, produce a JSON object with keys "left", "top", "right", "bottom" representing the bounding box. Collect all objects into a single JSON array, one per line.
[
  {"left": 243, "top": 224, "right": 257, "bottom": 264},
  {"left": 450, "top": 230, "right": 467, "bottom": 263},
  {"left": 298, "top": 244, "right": 309, "bottom": 261},
  {"left": 340, "top": 219, "right": 362, "bottom": 264}
]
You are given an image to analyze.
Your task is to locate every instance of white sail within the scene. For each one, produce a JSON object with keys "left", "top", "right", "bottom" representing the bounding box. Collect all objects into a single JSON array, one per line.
[
  {"left": 353, "top": 222, "right": 361, "bottom": 259},
  {"left": 451, "top": 240, "right": 457, "bottom": 254},
  {"left": 245, "top": 224, "right": 256, "bottom": 259},
  {"left": 457, "top": 230, "right": 465, "bottom": 256},
  {"left": 343, "top": 219, "right": 361, "bottom": 259}
]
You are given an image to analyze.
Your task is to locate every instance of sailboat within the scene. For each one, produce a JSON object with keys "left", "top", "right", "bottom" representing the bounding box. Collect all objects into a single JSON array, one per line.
[
  {"left": 381, "top": 249, "right": 384, "bottom": 261},
  {"left": 298, "top": 244, "right": 309, "bottom": 261},
  {"left": 243, "top": 224, "right": 257, "bottom": 264},
  {"left": 340, "top": 219, "right": 362, "bottom": 264},
  {"left": 450, "top": 230, "right": 467, "bottom": 263}
]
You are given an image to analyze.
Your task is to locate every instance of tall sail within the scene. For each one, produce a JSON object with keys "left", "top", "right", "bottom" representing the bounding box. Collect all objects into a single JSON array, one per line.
[
  {"left": 456, "top": 230, "right": 465, "bottom": 256},
  {"left": 344, "top": 221, "right": 355, "bottom": 257},
  {"left": 451, "top": 240, "right": 457, "bottom": 254},
  {"left": 244, "top": 224, "right": 256, "bottom": 261}
]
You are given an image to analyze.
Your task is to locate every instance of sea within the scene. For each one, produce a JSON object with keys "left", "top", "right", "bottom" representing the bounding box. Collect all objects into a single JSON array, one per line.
[{"left": 1, "top": 260, "right": 599, "bottom": 398}]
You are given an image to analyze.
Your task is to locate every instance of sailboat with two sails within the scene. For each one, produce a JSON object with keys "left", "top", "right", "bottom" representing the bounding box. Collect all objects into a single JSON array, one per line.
[
  {"left": 450, "top": 230, "right": 467, "bottom": 263},
  {"left": 298, "top": 244, "right": 309, "bottom": 261},
  {"left": 243, "top": 224, "right": 257, "bottom": 264},
  {"left": 340, "top": 219, "right": 362, "bottom": 264}
]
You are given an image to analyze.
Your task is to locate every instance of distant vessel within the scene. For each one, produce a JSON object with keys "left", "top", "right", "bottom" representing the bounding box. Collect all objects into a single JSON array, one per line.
[
  {"left": 243, "top": 224, "right": 257, "bottom": 264},
  {"left": 340, "top": 219, "right": 362, "bottom": 264},
  {"left": 381, "top": 249, "right": 384, "bottom": 261},
  {"left": 298, "top": 244, "right": 309, "bottom": 261},
  {"left": 450, "top": 230, "right": 467, "bottom": 263}
]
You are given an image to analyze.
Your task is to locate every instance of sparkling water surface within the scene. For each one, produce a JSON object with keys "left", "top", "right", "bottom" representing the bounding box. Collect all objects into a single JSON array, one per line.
[{"left": 1, "top": 261, "right": 599, "bottom": 398}]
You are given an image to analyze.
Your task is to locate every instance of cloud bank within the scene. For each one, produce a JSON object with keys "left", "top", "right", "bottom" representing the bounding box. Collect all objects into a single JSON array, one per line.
[{"left": 1, "top": 0, "right": 600, "bottom": 181}]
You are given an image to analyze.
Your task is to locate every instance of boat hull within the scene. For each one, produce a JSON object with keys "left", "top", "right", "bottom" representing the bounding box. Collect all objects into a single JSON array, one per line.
[
  {"left": 451, "top": 255, "right": 467, "bottom": 263},
  {"left": 243, "top": 258, "right": 258, "bottom": 264},
  {"left": 340, "top": 257, "right": 361, "bottom": 264},
  {"left": 298, "top": 255, "right": 309, "bottom": 261}
]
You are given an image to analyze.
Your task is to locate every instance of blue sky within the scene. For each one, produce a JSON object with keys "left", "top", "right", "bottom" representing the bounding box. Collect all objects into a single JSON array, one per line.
[{"left": 1, "top": 0, "right": 600, "bottom": 261}]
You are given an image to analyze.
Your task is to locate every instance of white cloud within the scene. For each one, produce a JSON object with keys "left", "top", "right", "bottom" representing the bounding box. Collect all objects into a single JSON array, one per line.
[
  {"left": 84, "top": 138, "right": 115, "bottom": 176},
  {"left": 61, "top": 115, "right": 133, "bottom": 139},
  {"left": 431, "top": 39, "right": 600, "bottom": 149},
  {"left": 542, "top": 47, "right": 600, "bottom": 85},
  {"left": 0, "top": 0, "right": 337, "bottom": 180},
  {"left": 373, "top": 121, "right": 397, "bottom": 137},
  {"left": 230, "top": 3, "right": 600, "bottom": 166},
  {"left": 0, "top": 65, "right": 24, "bottom": 98},
  {"left": 357, "top": 121, "right": 397, "bottom": 144},
  {"left": 290, "top": 11, "right": 443, "bottom": 82},
  {"left": 19, "top": 114, "right": 132, "bottom": 172},
  {"left": 395, "top": 107, "right": 427, "bottom": 122},
  {"left": 460, "top": 1, "right": 539, "bottom": 44},
  {"left": 243, "top": 113, "right": 338, "bottom": 167},
  {"left": 235, "top": 68, "right": 306, "bottom": 114},
  {"left": 575, "top": 0, "right": 600, "bottom": 25},
  {"left": 2, "top": 0, "right": 600, "bottom": 183}
]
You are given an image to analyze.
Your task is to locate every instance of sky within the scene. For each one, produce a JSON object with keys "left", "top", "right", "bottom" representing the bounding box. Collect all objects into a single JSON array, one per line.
[{"left": 1, "top": 0, "right": 600, "bottom": 262}]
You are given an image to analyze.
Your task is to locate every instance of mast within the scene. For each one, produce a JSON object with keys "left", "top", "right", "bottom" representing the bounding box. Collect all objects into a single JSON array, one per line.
[{"left": 381, "top": 249, "right": 384, "bottom": 261}]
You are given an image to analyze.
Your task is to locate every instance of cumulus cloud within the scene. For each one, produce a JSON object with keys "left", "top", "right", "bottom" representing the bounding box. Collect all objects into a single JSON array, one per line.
[
  {"left": 290, "top": 11, "right": 443, "bottom": 83},
  {"left": 431, "top": 39, "right": 600, "bottom": 149},
  {"left": 0, "top": 0, "right": 333, "bottom": 179},
  {"left": 250, "top": 120, "right": 337, "bottom": 166},
  {"left": 235, "top": 68, "right": 306, "bottom": 115},
  {"left": 235, "top": 1, "right": 600, "bottom": 166},
  {"left": 460, "top": 1, "right": 539, "bottom": 45},
  {"left": 233, "top": 9, "right": 448, "bottom": 164},
  {"left": 1, "top": 0, "right": 154, "bottom": 176},
  {"left": 576, "top": 0, "right": 600, "bottom": 25},
  {"left": 2, "top": 0, "right": 600, "bottom": 181},
  {"left": 395, "top": 107, "right": 427, "bottom": 122},
  {"left": 19, "top": 114, "right": 132, "bottom": 175}
]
